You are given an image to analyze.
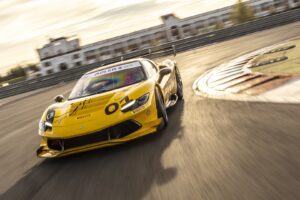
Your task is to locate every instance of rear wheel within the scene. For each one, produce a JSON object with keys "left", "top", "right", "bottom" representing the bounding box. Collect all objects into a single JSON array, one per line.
[
  {"left": 155, "top": 88, "right": 168, "bottom": 130},
  {"left": 175, "top": 67, "right": 183, "bottom": 100}
]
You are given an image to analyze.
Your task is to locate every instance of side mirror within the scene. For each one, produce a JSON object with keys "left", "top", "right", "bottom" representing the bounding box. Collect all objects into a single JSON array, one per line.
[
  {"left": 158, "top": 68, "right": 172, "bottom": 83},
  {"left": 54, "top": 95, "right": 65, "bottom": 103}
]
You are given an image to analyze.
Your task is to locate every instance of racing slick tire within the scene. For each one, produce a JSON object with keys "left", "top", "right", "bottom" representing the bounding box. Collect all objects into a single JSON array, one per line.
[
  {"left": 175, "top": 67, "right": 183, "bottom": 100},
  {"left": 156, "top": 88, "right": 168, "bottom": 130}
]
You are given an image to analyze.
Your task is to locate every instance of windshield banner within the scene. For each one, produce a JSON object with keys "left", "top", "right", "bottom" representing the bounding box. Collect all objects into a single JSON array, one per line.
[{"left": 83, "top": 62, "right": 141, "bottom": 79}]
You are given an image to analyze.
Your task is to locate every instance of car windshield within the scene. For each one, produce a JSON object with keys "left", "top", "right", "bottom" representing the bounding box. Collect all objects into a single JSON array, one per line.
[{"left": 69, "top": 61, "right": 146, "bottom": 100}]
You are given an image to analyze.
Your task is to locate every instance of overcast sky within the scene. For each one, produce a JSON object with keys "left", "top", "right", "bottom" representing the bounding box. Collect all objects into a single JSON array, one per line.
[{"left": 0, "top": 0, "right": 236, "bottom": 74}]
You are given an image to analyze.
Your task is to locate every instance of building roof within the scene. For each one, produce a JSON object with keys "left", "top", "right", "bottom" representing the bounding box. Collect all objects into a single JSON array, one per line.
[{"left": 50, "top": 37, "right": 67, "bottom": 42}]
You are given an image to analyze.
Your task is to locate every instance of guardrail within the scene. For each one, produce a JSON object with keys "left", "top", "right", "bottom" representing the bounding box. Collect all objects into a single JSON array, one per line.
[{"left": 0, "top": 8, "right": 299, "bottom": 99}]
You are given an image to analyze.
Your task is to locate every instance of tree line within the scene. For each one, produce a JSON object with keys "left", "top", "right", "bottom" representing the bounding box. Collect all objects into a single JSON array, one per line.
[{"left": 0, "top": 64, "right": 39, "bottom": 84}]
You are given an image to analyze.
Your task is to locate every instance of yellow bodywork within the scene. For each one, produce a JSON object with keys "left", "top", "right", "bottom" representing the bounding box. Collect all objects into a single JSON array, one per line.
[{"left": 37, "top": 80, "right": 162, "bottom": 158}]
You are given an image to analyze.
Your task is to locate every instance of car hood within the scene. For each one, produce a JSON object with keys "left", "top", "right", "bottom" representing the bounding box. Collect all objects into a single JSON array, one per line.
[{"left": 40, "top": 80, "right": 155, "bottom": 138}]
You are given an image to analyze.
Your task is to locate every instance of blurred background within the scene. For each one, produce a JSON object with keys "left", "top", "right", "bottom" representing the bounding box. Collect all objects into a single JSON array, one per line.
[
  {"left": 0, "top": 0, "right": 298, "bottom": 85},
  {"left": 0, "top": 1, "right": 299, "bottom": 200}
]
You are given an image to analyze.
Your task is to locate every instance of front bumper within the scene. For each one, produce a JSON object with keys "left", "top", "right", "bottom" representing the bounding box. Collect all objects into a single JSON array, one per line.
[
  {"left": 37, "top": 89, "right": 162, "bottom": 158},
  {"left": 37, "top": 118, "right": 161, "bottom": 158}
]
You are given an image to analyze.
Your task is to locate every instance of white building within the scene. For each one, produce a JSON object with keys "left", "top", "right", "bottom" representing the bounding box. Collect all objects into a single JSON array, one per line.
[
  {"left": 37, "top": 36, "right": 82, "bottom": 75},
  {"left": 37, "top": 0, "right": 300, "bottom": 76}
]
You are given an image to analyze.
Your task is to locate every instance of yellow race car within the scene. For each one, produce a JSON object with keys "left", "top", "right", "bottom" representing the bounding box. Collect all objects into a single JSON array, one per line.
[{"left": 37, "top": 58, "right": 183, "bottom": 158}]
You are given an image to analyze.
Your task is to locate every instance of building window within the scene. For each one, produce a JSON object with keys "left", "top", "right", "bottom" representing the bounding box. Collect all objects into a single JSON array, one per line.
[
  {"left": 182, "top": 24, "right": 192, "bottom": 36},
  {"left": 99, "top": 47, "right": 109, "bottom": 55},
  {"left": 274, "top": 0, "right": 285, "bottom": 7},
  {"left": 73, "top": 54, "right": 79, "bottom": 59},
  {"left": 208, "top": 17, "right": 217, "bottom": 26},
  {"left": 84, "top": 50, "right": 97, "bottom": 61},
  {"left": 141, "top": 35, "right": 151, "bottom": 47},
  {"left": 141, "top": 40, "right": 151, "bottom": 47},
  {"left": 114, "top": 48, "right": 124, "bottom": 55},
  {"left": 261, "top": 3, "right": 271, "bottom": 11},
  {"left": 113, "top": 43, "right": 125, "bottom": 55},
  {"left": 44, "top": 62, "right": 51, "bottom": 67},
  {"left": 171, "top": 26, "right": 180, "bottom": 39},
  {"left": 127, "top": 40, "right": 139, "bottom": 52},
  {"left": 154, "top": 31, "right": 166, "bottom": 43},
  {"left": 221, "top": 14, "right": 230, "bottom": 23},
  {"left": 196, "top": 23, "right": 204, "bottom": 31},
  {"left": 75, "top": 61, "right": 81, "bottom": 67},
  {"left": 113, "top": 44, "right": 125, "bottom": 55},
  {"left": 46, "top": 69, "right": 53, "bottom": 75},
  {"left": 100, "top": 51, "right": 110, "bottom": 56},
  {"left": 59, "top": 63, "right": 68, "bottom": 71}
]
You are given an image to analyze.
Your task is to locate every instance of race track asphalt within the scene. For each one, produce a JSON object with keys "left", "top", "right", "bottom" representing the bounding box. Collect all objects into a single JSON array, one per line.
[{"left": 0, "top": 22, "right": 300, "bottom": 200}]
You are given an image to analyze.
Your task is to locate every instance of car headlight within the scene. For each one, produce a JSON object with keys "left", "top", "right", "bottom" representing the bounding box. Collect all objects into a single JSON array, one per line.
[
  {"left": 39, "top": 109, "right": 55, "bottom": 132},
  {"left": 121, "top": 93, "right": 149, "bottom": 113}
]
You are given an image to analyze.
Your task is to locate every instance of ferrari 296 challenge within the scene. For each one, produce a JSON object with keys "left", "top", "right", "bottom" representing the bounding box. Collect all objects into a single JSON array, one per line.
[{"left": 37, "top": 58, "right": 183, "bottom": 158}]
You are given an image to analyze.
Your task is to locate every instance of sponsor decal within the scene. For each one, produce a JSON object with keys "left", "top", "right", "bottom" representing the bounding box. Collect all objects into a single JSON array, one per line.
[
  {"left": 77, "top": 114, "right": 91, "bottom": 119},
  {"left": 83, "top": 62, "right": 141, "bottom": 79},
  {"left": 133, "top": 105, "right": 145, "bottom": 113}
]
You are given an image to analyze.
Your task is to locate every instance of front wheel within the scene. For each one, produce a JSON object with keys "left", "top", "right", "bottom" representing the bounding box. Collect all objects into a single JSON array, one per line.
[{"left": 155, "top": 88, "right": 168, "bottom": 130}]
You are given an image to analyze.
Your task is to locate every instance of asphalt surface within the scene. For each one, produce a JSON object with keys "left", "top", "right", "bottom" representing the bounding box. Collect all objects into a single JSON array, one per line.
[{"left": 0, "top": 22, "right": 300, "bottom": 200}]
